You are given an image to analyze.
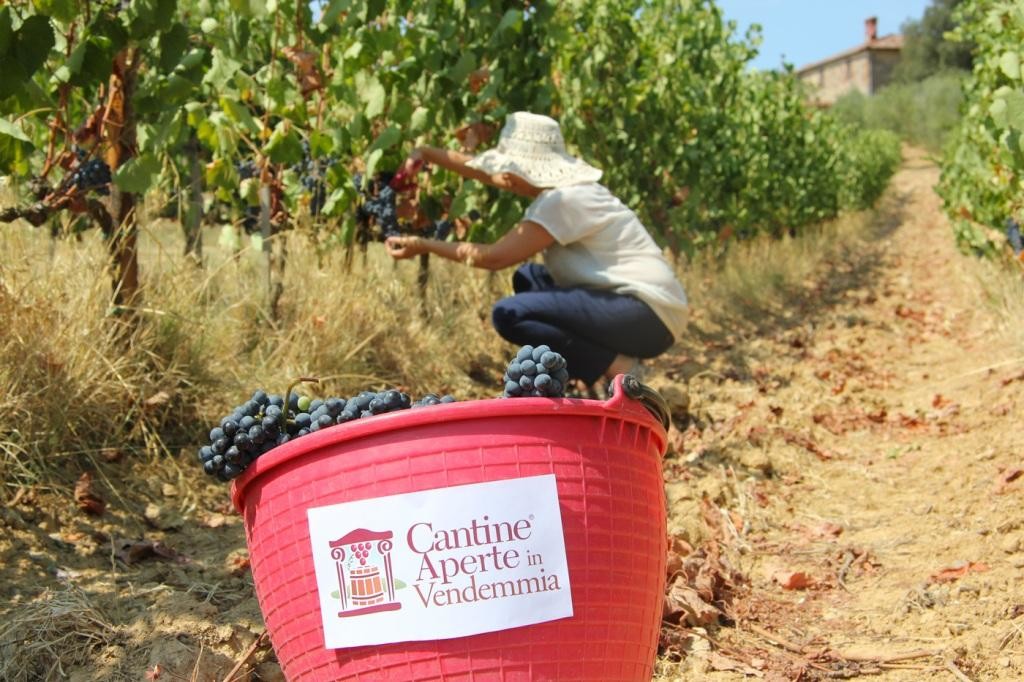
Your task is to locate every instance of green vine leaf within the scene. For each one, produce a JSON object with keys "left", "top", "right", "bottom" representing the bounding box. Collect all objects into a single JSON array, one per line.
[
  {"left": 204, "top": 48, "right": 242, "bottom": 90},
  {"left": 368, "top": 125, "right": 401, "bottom": 154},
  {"left": 13, "top": 15, "right": 56, "bottom": 78},
  {"left": 447, "top": 52, "right": 476, "bottom": 84},
  {"left": 0, "top": 8, "right": 12, "bottom": 57},
  {"left": 33, "top": 0, "right": 78, "bottom": 23},
  {"left": 159, "top": 23, "right": 190, "bottom": 73},
  {"left": 113, "top": 153, "right": 162, "bottom": 193},
  {"left": 361, "top": 76, "right": 387, "bottom": 119},
  {"left": 1004, "top": 90, "right": 1024, "bottom": 132},
  {"left": 220, "top": 96, "right": 260, "bottom": 136},
  {"left": 999, "top": 52, "right": 1020, "bottom": 81},
  {"left": 263, "top": 122, "right": 303, "bottom": 165},
  {"left": 0, "top": 117, "right": 34, "bottom": 174}
]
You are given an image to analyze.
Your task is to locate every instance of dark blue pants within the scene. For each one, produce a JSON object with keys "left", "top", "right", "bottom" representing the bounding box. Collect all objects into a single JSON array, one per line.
[{"left": 491, "top": 264, "right": 674, "bottom": 385}]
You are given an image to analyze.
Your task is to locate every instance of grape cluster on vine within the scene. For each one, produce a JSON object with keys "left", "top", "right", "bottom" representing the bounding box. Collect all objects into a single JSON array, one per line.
[
  {"left": 354, "top": 171, "right": 401, "bottom": 241},
  {"left": 292, "top": 141, "right": 338, "bottom": 217},
  {"left": 198, "top": 387, "right": 457, "bottom": 481},
  {"left": 70, "top": 159, "right": 112, "bottom": 196},
  {"left": 236, "top": 159, "right": 258, "bottom": 181},
  {"left": 62, "top": 146, "right": 111, "bottom": 196},
  {"left": 353, "top": 171, "right": 476, "bottom": 243},
  {"left": 428, "top": 218, "right": 453, "bottom": 240},
  {"left": 235, "top": 159, "right": 268, "bottom": 234}
]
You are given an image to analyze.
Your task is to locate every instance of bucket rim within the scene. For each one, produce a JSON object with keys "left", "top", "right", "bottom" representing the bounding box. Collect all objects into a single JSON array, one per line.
[{"left": 229, "top": 374, "right": 667, "bottom": 513}]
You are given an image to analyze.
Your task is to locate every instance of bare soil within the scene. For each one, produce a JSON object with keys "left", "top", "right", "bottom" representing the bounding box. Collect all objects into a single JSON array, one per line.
[{"left": 1, "top": 152, "right": 1021, "bottom": 681}]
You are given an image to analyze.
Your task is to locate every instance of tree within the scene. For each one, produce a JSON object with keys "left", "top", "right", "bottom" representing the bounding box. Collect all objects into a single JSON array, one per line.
[{"left": 894, "top": 0, "right": 974, "bottom": 82}]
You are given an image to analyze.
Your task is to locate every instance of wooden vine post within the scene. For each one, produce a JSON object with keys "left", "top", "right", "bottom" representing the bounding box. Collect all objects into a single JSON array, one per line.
[
  {"left": 101, "top": 49, "right": 141, "bottom": 308},
  {"left": 184, "top": 134, "right": 203, "bottom": 262}
]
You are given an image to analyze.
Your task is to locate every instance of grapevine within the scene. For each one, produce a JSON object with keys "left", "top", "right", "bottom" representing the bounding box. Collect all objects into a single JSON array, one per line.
[
  {"left": 0, "top": 0, "right": 902, "bottom": 295},
  {"left": 938, "top": 0, "right": 1024, "bottom": 263}
]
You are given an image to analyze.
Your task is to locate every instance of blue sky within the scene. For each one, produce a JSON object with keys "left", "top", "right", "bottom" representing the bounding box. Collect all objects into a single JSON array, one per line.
[{"left": 715, "top": 0, "right": 933, "bottom": 71}]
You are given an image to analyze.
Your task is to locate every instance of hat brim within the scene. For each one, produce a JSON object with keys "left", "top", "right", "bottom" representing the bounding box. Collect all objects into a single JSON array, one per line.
[{"left": 466, "top": 149, "right": 602, "bottom": 188}]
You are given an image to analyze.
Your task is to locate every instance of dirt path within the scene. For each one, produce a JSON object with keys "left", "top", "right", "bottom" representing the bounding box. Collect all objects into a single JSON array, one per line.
[{"left": 659, "top": 152, "right": 1024, "bottom": 680}]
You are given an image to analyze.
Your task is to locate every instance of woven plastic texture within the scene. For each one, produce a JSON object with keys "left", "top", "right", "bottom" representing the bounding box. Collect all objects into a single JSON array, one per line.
[{"left": 233, "top": 376, "right": 668, "bottom": 681}]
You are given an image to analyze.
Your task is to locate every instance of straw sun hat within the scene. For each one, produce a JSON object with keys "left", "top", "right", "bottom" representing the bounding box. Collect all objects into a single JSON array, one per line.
[{"left": 465, "top": 112, "right": 602, "bottom": 188}]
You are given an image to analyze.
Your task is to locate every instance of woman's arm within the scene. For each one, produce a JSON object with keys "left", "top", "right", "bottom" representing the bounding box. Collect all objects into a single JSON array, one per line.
[
  {"left": 413, "top": 146, "right": 496, "bottom": 186},
  {"left": 386, "top": 220, "right": 554, "bottom": 271}
]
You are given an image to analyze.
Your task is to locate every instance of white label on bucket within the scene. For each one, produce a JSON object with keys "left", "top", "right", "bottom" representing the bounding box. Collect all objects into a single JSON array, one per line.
[{"left": 306, "top": 474, "right": 573, "bottom": 649}]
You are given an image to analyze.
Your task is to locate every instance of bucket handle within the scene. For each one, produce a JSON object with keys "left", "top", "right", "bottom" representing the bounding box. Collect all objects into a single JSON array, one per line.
[{"left": 611, "top": 374, "right": 672, "bottom": 432}]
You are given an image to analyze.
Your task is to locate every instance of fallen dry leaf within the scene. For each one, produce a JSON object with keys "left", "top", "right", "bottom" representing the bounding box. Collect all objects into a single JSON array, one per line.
[
  {"left": 709, "top": 652, "right": 764, "bottom": 677},
  {"left": 897, "top": 414, "right": 927, "bottom": 430},
  {"left": 995, "top": 467, "right": 1023, "bottom": 494},
  {"left": 227, "top": 550, "right": 252, "bottom": 576},
  {"left": 728, "top": 510, "right": 744, "bottom": 534},
  {"left": 144, "top": 390, "right": 172, "bottom": 409},
  {"left": 779, "top": 429, "right": 834, "bottom": 461},
  {"left": 895, "top": 304, "right": 926, "bottom": 322},
  {"left": 203, "top": 513, "right": 228, "bottom": 529},
  {"left": 746, "top": 424, "right": 769, "bottom": 446},
  {"left": 1000, "top": 371, "right": 1024, "bottom": 387},
  {"left": 929, "top": 561, "right": 989, "bottom": 584},
  {"left": 114, "top": 538, "right": 189, "bottom": 565},
  {"left": 773, "top": 571, "right": 812, "bottom": 590},
  {"left": 804, "top": 521, "right": 843, "bottom": 540},
  {"left": 666, "top": 534, "right": 694, "bottom": 577},
  {"left": 664, "top": 578, "right": 722, "bottom": 626},
  {"left": 867, "top": 408, "right": 888, "bottom": 423},
  {"left": 662, "top": 516, "right": 742, "bottom": 627},
  {"left": 99, "top": 447, "right": 123, "bottom": 463},
  {"left": 74, "top": 472, "right": 106, "bottom": 516},
  {"left": 666, "top": 427, "right": 686, "bottom": 455}
]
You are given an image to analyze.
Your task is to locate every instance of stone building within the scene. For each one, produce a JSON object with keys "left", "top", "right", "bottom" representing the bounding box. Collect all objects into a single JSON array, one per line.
[{"left": 797, "top": 17, "right": 903, "bottom": 106}]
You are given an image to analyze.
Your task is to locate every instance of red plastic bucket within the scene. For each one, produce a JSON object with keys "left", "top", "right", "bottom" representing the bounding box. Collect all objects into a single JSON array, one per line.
[{"left": 232, "top": 375, "right": 669, "bottom": 681}]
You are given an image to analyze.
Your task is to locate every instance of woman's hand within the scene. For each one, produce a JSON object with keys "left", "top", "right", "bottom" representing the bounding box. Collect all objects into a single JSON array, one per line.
[
  {"left": 385, "top": 235, "right": 426, "bottom": 260},
  {"left": 385, "top": 221, "right": 553, "bottom": 270}
]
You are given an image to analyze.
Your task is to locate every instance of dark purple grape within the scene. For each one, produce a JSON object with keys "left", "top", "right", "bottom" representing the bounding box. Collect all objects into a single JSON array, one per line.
[{"left": 225, "top": 445, "right": 242, "bottom": 464}]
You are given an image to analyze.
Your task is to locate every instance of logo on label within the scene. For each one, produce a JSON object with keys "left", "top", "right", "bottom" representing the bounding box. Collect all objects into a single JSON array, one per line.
[{"left": 329, "top": 528, "right": 402, "bottom": 617}]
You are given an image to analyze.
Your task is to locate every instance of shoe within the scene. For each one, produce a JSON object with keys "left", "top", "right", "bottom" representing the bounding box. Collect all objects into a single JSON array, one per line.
[
  {"left": 599, "top": 357, "right": 645, "bottom": 397},
  {"left": 611, "top": 356, "right": 645, "bottom": 383},
  {"left": 624, "top": 357, "right": 646, "bottom": 382}
]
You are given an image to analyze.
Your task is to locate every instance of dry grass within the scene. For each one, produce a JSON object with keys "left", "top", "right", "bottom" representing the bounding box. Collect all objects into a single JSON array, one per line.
[
  {"left": 973, "top": 256, "right": 1024, "bottom": 352},
  {"left": 0, "top": 216, "right": 511, "bottom": 494},
  {"left": 0, "top": 585, "right": 119, "bottom": 682},
  {"left": 677, "top": 199, "right": 895, "bottom": 348}
]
